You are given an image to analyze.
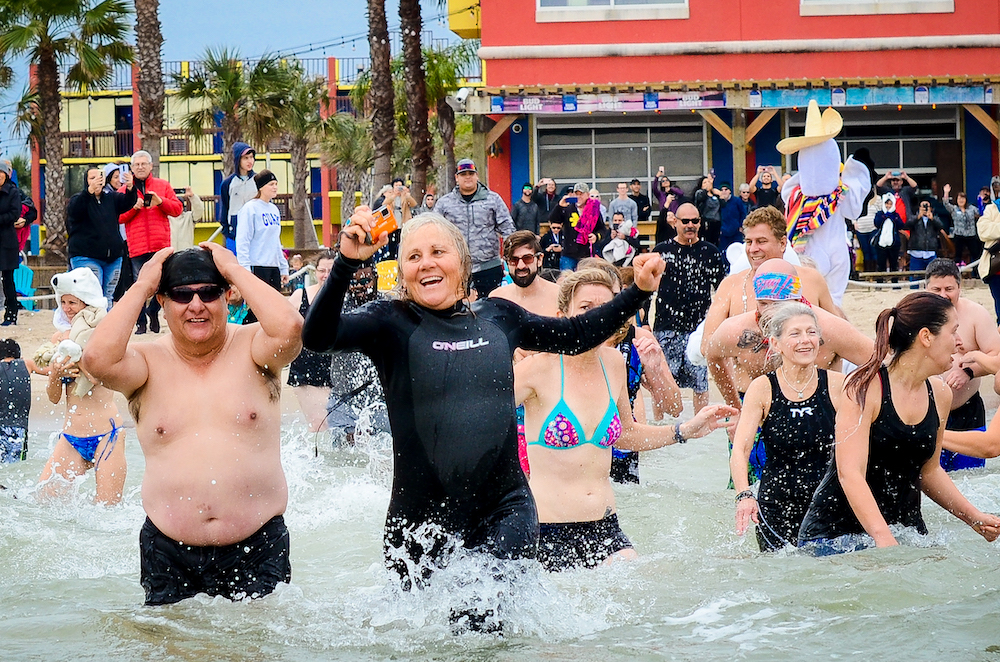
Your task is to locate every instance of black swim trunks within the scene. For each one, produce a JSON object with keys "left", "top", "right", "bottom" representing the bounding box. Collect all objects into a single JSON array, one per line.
[
  {"left": 537, "top": 512, "right": 633, "bottom": 571},
  {"left": 140, "top": 515, "right": 291, "bottom": 606}
]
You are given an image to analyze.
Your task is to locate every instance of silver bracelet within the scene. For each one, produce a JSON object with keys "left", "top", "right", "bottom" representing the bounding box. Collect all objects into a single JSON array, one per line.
[{"left": 735, "top": 489, "right": 755, "bottom": 504}]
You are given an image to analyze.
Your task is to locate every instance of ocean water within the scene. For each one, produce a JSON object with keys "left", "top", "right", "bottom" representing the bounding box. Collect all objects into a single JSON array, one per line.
[{"left": 3, "top": 409, "right": 1000, "bottom": 661}]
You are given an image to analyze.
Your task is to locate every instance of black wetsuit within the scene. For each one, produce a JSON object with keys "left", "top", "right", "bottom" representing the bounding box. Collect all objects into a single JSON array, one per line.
[
  {"left": 611, "top": 326, "right": 643, "bottom": 484},
  {"left": 755, "top": 371, "right": 835, "bottom": 552},
  {"left": 286, "top": 288, "right": 334, "bottom": 388},
  {"left": 799, "top": 367, "right": 937, "bottom": 546},
  {"left": 302, "top": 255, "right": 650, "bottom": 587}
]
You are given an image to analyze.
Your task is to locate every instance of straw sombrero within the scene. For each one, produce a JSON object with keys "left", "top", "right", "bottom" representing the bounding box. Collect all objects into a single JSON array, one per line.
[{"left": 776, "top": 100, "right": 843, "bottom": 155}]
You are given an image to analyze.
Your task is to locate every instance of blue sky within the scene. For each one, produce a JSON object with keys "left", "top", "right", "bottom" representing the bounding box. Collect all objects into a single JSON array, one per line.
[{"left": 0, "top": 0, "right": 455, "bottom": 156}]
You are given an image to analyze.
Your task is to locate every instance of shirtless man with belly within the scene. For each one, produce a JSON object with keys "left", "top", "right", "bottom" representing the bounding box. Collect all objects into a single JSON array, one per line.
[
  {"left": 82, "top": 244, "right": 302, "bottom": 605},
  {"left": 924, "top": 258, "right": 1000, "bottom": 471}
]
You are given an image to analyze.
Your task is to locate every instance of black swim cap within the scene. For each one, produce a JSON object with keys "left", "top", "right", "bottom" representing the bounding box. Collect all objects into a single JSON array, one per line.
[{"left": 158, "top": 247, "right": 230, "bottom": 294}]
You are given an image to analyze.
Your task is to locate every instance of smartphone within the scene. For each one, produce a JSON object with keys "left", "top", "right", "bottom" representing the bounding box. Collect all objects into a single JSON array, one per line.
[
  {"left": 118, "top": 164, "right": 128, "bottom": 177},
  {"left": 365, "top": 205, "right": 398, "bottom": 245},
  {"left": 891, "top": 171, "right": 902, "bottom": 177},
  {"left": 143, "top": 192, "right": 153, "bottom": 207},
  {"left": 565, "top": 196, "right": 578, "bottom": 205},
  {"left": 173, "top": 188, "right": 186, "bottom": 195}
]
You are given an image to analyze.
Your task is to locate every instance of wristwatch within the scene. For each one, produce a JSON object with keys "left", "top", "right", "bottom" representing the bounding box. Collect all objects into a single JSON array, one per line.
[{"left": 673, "top": 423, "right": 687, "bottom": 444}]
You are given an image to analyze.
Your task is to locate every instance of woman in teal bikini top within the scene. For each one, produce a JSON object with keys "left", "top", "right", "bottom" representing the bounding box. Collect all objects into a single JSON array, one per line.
[
  {"left": 532, "top": 354, "right": 622, "bottom": 449},
  {"left": 515, "top": 268, "right": 736, "bottom": 569}
]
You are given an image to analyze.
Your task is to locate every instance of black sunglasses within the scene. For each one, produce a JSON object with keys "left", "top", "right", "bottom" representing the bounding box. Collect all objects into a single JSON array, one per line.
[
  {"left": 166, "top": 285, "right": 225, "bottom": 304},
  {"left": 677, "top": 216, "right": 701, "bottom": 225}
]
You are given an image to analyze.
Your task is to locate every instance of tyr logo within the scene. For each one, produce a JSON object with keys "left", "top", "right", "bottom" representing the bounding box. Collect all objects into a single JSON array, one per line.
[{"left": 790, "top": 407, "right": 814, "bottom": 418}]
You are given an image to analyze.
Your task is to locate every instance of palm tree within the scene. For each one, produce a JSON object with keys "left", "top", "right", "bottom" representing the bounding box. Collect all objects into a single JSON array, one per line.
[
  {"left": 321, "top": 114, "right": 374, "bottom": 224},
  {"left": 134, "top": 0, "right": 164, "bottom": 174},
  {"left": 424, "top": 41, "right": 479, "bottom": 187},
  {"left": 0, "top": 0, "right": 133, "bottom": 260},
  {"left": 366, "top": 0, "right": 394, "bottom": 194},
  {"left": 254, "top": 62, "right": 326, "bottom": 249},
  {"left": 172, "top": 48, "right": 289, "bottom": 178},
  {"left": 398, "top": 0, "right": 432, "bottom": 201}
]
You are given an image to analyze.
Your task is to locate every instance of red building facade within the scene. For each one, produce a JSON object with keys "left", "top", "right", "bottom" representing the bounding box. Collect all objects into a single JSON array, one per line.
[{"left": 456, "top": 0, "right": 1000, "bottom": 209}]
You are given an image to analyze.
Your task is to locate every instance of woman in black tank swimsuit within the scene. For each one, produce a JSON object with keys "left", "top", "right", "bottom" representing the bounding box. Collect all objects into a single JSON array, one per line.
[
  {"left": 798, "top": 292, "right": 1000, "bottom": 554},
  {"left": 732, "top": 302, "right": 844, "bottom": 551}
]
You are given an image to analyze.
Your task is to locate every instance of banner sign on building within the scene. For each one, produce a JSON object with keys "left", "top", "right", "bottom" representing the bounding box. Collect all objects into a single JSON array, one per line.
[
  {"left": 759, "top": 86, "right": 990, "bottom": 108},
  {"left": 489, "top": 91, "right": 725, "bottom": 113}
]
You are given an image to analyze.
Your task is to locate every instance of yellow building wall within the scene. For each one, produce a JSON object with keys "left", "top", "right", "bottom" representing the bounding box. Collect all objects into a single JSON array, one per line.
[{"left": 89, "top": 98, "right": 116, "bottom": 131}]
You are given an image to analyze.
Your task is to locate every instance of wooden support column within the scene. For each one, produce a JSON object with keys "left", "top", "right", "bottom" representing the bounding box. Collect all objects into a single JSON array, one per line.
[
  {"left": 485, "top": 114, "right": 521, "bottom": 148},
  {"left": 698, "top": 110, "right": 733, "bottom": 144},
  {"left": 731, "top": 109, "right": 747, "bottom": 189},
  {"left": 746, "top": 109, "right": 778, "bottom": 143},
  {"left": 964, "top": 104, "right": 1000, "bottom": 140}
]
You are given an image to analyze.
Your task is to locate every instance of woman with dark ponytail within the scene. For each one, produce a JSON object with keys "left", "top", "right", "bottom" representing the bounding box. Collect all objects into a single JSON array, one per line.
[{"left": 798, "top": 292, "right": 1000, "bottom": 554}]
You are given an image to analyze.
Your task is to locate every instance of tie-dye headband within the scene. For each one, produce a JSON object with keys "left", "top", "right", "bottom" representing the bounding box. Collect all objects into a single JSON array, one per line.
[{"left": 754, "top": 272, "right": 802, "bottom": 301}]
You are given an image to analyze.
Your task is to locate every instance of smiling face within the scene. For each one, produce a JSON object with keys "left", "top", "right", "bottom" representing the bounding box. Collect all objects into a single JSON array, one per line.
[
  {"left": 773, "top": 314, "right": 821, "bottom": 367},
  {"left": 400, "top": 224, "right": 466, "bottom": 310},
  {"left": 744, "top": 223, "right": 786, "bottom": 270},
  {"left": 131, "top": 155, "right": 152, "bottom": 180},
  {"left": 160, "top": 283, "right": 228, "bottom": 344},
  {"left": 60, "top": 294, "right": 86, "bottom": 321}
]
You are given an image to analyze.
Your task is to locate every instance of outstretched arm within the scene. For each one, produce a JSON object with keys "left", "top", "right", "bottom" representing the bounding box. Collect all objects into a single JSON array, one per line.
[{"left": 731, "top": 376, "right": 769, "bottom": 535}]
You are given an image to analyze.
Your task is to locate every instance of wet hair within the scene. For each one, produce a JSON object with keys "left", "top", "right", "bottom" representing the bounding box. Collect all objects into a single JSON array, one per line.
[
  {"left": 743, "top": 205, "right": 785, "bottom": 239},
  {"left": 925, "top": 258, "right": 961, "bottom": 284},
  {"left": 502, "top": 230, "right": 542, "bottom": 261},
  {"left": 845, "top": 292, "right": 954, "bottom": 408},
  {"left": 157, "top": 247, "right": 230, "bottom": 294},
  {"left": 576, "top": 257, "right": 622, "bottom": 289},
  {"left": 397, "top": 212, "right": 472, "bottom": 300},
  {"left": 557, "top": 268, "right": 616, "bottom": 314},
  {"left": 762, "top": 302, "right": 819, "bottom": 342},
  {"left": 0, "top": 338, "right": 21, "bottom": 360}
]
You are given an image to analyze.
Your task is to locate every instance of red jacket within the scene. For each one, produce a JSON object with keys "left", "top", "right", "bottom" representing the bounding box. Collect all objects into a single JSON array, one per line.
[{"left": 118, "top": 176, "right": 183, "bottom": 256}]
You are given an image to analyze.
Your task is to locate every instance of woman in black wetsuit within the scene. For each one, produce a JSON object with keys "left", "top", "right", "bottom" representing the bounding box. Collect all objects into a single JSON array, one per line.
[
  {"left": 301, "top": 209, "right": 665, "bottom": 587},
  {"left": 798, "top": 292, "right": 1000, "bottom": 554},
  {"left": 731, "top": 302, "right": 844, "bottom": 552}
]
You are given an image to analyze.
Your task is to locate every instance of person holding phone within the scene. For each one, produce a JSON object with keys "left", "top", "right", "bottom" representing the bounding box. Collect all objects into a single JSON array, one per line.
[
  {"left": 67, "top": 166, "right": 138, "bottom": 307},
  {"left": 118, "top": 150, "right": 182, "bottom": 334},
  {"left": 876, "top": 169, "right": 918, "bottom": 222}
]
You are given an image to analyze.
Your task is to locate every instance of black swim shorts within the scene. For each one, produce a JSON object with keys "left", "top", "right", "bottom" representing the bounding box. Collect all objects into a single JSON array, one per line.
[
  {"left": 537, "top": 512, "right": 633, "bottom": 571},
  {"left": 140, "top": 514, "right": 291, "bottom": 606}
]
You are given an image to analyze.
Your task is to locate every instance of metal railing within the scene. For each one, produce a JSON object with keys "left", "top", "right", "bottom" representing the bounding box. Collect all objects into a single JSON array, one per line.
[{"left": 60, "top": 128, "right": 222, "bottom": 159}]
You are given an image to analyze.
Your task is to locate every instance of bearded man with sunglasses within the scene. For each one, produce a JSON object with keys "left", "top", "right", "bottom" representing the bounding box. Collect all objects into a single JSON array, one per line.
[
  {"left": 82, "top": 244, "right": 303, "bottom": 606},
  {"left": 489, "top": 230, "right": 559, "bottom": 317},
  {"left": 650, "top": 202, "right": 726, "bottom": 413}
]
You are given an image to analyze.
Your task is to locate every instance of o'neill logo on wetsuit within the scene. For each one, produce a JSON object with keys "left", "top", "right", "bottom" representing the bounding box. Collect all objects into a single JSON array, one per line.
[{"left": 432, "top": 338, "right": 490, "bottom": 351}]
